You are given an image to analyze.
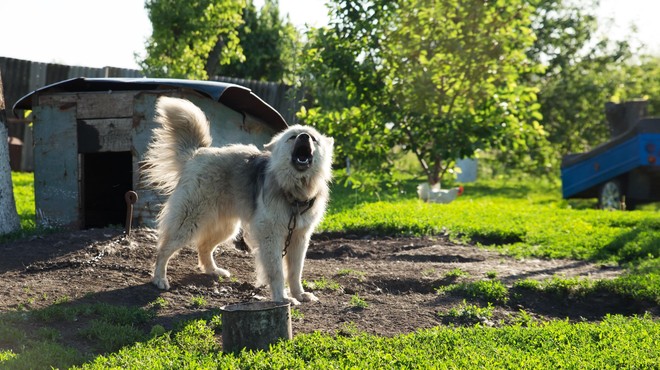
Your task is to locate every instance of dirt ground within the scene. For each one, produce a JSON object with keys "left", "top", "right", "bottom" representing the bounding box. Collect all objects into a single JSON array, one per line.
[{"left": 0, "top": 227, "right": 654, "bottom": 341}]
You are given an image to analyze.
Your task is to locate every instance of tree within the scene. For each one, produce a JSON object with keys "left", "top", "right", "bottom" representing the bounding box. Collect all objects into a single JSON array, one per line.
[
  {"left": 615, "top": 55, "right": 660, "bottom": 116},
  {"left": 0, "top": 70, "right": 21, "bottom": 235},
  {"left": 139, "top": 0, "right": 246, "bottom": 79},
  {"left": 524, "top": 0, "right": 633, "bottom": 156},
  {"left": 526, "top": 0, "right": 602, "bottom": 79},
  {"left": 220, "top": 0, "right": 300, "bottom": 83},
  {"left": 536, "top": 55, "right": 628, "bottom": 156},
  {"left": 299, "top": 0, "right": 544, "bottom": 187},
  {"left": 139, "top": 0, "right": 300, "bottom": 83}
]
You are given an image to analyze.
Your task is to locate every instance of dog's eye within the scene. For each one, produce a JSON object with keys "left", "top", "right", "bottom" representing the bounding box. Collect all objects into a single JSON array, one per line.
[
  {"left": 310, "top": 135, "right": 318, "bottom": 143},
  {"left": 287, "top": 135, "right": 296, "bottom": 141}
]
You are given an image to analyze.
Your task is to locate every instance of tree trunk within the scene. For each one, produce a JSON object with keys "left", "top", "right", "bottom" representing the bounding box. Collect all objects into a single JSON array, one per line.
[
  {"left": 425, "top": 154, "right": 444, "bottom": 186},
  {"left": 0, "top": 70, "right": 21, "bottom": 234},
  {"left": 205, "top": 36, "right": 226, "bottom": 79}
]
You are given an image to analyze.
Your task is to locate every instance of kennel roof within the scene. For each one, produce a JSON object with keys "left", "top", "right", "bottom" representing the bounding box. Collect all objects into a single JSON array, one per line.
[{"left": 13, "top": 77, "right": 288, "bottom": 131}]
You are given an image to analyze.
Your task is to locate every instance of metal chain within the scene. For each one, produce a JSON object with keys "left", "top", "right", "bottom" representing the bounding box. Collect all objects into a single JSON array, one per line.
[
  {"left": 283, "top": 211, "right": 297, "bottom": 257},
  {"left": 282, "top": 197, "right": 316, "bottom": 258}
]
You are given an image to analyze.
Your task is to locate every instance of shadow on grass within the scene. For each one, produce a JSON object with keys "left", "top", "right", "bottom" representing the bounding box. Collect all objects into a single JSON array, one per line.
[
  {"left": 434, "top": 280, "right": 657, "bottom": 323},
  {"left": 593, "top": 219, "right": 660, "bottom": 264},
  {"left": 0, "top": 284, "right": 222, "bottom": 370},
  {"left": 508, "top": 285, "right": 658, "bottom": 321}
]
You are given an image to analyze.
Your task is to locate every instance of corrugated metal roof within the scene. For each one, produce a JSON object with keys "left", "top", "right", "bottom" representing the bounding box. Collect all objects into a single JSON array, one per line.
[{"left": 13, "top": 77, "right": 288, "bottom": 131}]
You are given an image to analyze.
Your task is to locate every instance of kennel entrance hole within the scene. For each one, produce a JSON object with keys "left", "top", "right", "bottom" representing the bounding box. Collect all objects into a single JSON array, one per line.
[{"left": 80, "top": 151, "right": 132, "bottom": 229}]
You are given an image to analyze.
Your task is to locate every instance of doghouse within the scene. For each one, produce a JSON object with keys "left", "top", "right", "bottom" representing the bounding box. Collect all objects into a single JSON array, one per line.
[{"left": 14, "top": 78, "right": 288, "bottom": 229}]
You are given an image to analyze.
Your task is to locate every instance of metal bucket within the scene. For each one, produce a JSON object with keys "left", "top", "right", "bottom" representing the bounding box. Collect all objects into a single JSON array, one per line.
[{"left": 221, "top": 301, "right": 292, "bottom": 353}]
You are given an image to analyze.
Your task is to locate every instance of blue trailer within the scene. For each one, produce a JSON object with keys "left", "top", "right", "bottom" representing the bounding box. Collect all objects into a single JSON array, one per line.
[{"left": 561, "top": 110, "right": 660, "bottom": 210}]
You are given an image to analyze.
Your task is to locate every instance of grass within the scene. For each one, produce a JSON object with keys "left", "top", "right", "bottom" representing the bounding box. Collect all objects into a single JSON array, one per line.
[
  {"left": 322, "top": 178, "right": 660, "bottom": 305},
  {"left": 31, "top": 302, "right": 154, "bottom": 325},
  {"left": 444, "top": 267, "right": 469, "bottom": 280},
  {"left": 291, "top": 308, "right": 305, "bottom": 321},
  {"left": 2, "top": 172, "right": 42, "bottom": 242},
  {"left": 58, "top": 315, "right": 660, "bottom": 368},
  {"left": 439, "top": 279, "right": 510, "bottom": 304},
  {"left": 0, "top": 302, "right": 158, "bottom": 368},
  {"left": 440, "top": 300, "right": 494, "bottom": 325},
  {"left": 302, "top": 276, "right": 343, "bottom": 292},
  {"left": 336, "top": 268, "right": 366, "bottom": 281},
  {"left": 2, "top": 172, "right": 659, "bottom": 368},
  {"left": 148, "top": 297, "right": 169, "bottom": 310},
  {"left": 513, "top": 276, "right": 597, "bottom": 298},
  {"left": 189, "top": 296, "right": 208, "bottom": 308},
  {"left": 349, "top": 293, "right": 369, "bottom": 309},
  {"left": 322, "top": 179, "right": 660, "bottom": 264},
  {"left": 10, "top": 172, "right": 36, "bottom": 230}
]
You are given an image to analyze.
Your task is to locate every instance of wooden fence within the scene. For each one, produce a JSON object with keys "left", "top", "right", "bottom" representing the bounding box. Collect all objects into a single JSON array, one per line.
[{"left": 1, "top": 56, "right": 298, "bottom": 171}]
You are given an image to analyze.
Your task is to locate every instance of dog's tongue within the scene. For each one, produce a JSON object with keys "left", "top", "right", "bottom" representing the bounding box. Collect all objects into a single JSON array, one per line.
[{"left": 292, "top": 134, "right": 314, "bottom": 170}]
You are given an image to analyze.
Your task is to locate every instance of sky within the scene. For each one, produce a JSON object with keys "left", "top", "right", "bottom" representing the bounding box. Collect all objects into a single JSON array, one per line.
[{"left": 0, "top": 0, "right": 658, "bottom": 70}]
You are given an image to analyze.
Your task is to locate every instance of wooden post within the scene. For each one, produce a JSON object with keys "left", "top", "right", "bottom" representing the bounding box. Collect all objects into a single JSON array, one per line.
[{"left": 221, "top": 301, "right": 292, "bottom": 353}]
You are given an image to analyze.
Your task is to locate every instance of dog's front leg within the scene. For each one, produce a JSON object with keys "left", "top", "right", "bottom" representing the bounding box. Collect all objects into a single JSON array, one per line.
[
  {"left": 285, "top": 229, "right": 319, "bottom": 303},
  {"left": 256, "top": 233, "right": 299, "bottom": 305}
]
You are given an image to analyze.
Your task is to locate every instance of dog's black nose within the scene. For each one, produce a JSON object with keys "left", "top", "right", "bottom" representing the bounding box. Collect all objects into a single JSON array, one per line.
[{"left": 292, "top": 133, "right": 315, "bottom": 171}]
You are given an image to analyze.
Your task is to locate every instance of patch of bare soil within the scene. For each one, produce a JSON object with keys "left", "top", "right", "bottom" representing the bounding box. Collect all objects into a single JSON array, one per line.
[{"left": 0, "top": 227, "right": 654, "bottom": 343}]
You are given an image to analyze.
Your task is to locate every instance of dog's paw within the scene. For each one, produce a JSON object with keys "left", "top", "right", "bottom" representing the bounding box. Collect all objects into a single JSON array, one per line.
[
  {"left": 205, "top": 267, "right": 231, "bottom": 278},
  {"left": 152, "top": 276, "right": 170, "bottom": 290},
  {"left": 298, "top": 292, "right": 319, "bottom": 303},
  {"left": 285, "top": 297, "right": 302, "bottom": 306}
]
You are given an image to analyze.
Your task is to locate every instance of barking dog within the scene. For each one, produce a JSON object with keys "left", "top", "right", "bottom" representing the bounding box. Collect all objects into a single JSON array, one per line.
[{"left": 142, "top": 97, "right": 333, "bottom": 304}]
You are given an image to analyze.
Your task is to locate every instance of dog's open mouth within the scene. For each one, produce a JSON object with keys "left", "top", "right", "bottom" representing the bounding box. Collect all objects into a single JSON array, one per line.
[{"left": 292, "top": 133, "right": 315, "bottom": 171}]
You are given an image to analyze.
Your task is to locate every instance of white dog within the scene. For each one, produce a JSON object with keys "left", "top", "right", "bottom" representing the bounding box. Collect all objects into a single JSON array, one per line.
[{"left": 142, "top": 97, "right": 333, "bottom": 305}]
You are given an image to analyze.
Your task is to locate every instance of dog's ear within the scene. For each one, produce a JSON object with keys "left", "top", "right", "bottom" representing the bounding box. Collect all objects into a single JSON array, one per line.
[
  {"left": 264, "top": 138, "right": 276, "bottom": 152},
  {"left": 324, "top": 136, "right": 334, "bottom": 149}
]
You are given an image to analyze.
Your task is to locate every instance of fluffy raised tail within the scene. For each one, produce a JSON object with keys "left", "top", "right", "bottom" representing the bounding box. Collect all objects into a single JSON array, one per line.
[{"left": 142, "top": 97, "right": 212, "bottom": 194}]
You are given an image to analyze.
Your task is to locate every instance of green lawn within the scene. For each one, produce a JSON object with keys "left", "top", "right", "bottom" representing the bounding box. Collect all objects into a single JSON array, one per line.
[
  {"left": 77, "top": 314, "right": 658, "bottom": 369},
  {"left": 10, "top": 171, "right": 36, "bottom": 231},
  {"left": 322, "top": 179, "right": 659, "bottom": 264},
  {"left": 2, "top": 172, "right": 658, "bottom": 369},
  {"left": 321, "top": 179, "right": 660, "bottom": 304}
]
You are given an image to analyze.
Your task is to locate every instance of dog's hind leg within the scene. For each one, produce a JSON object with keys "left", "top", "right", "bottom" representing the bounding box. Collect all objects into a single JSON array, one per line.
[
  {"left": 152, "top": 232, "right": 181, "bottom": 290},
  {"left": 195, "top": 220, "right": 238, "bottom": 278},
  {"left": 152, "top": 200, "right": 198, "bottom": 290}
]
